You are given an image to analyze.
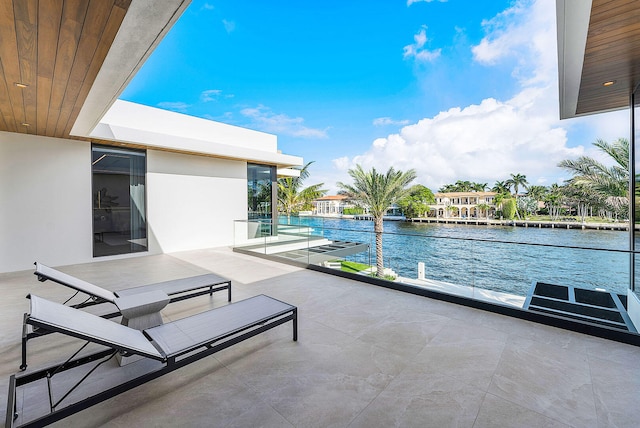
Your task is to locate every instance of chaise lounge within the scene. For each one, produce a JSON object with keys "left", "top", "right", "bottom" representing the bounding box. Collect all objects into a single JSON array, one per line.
[
  {"left": 20, "top": 263, "right": 233, "bottom": 370},
  {"left": 7, "top": 294, "right": 297, "bottom": 428}
]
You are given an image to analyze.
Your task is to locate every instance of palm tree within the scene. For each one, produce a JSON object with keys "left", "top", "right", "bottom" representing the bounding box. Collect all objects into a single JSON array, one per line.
[
  {"left": 491, "top": 180, "right": 510, "bottom": 195},
  {"left": 558, "top": 138, "right": 628, "bottom": 199},
  {"left": 277, "top": 162, "right": 327, "bottom": 218},
  {"left": 472, "top": 182, "right": 488, "bottom": 192},
  {"left": 527, "top": 185, "right": 547, "bottom": 201},
  {"left": 505, "top": 173, "right": 528, "bottom": 219},
  {"left": 493, "top": 193, "right": 507, "bottom": 215},
  {"left": 506, "top": 173, "right": 528, "bottom": 197},
  {"left": 476, "top": 202, "right": 491, "bottom": 219},
  {"left": 338, "top": 165, "right": 416, "bottom": 279},
  {"left": 438, "top": 183, "right": 457, "bottom": 193},
  {"left": 455, "top": 180, "right": 473, "bottom": 192}
]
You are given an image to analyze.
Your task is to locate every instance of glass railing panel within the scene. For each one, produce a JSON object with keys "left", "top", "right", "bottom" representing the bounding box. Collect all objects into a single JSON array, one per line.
[
  {"left": 234, "top": 216, "right": 635, "bottom": 331},
  {"left": 233, "top": 219, "right": 270, "bottom": 254},
  {"left": 460, "top": 240, "right": 628, "bottom": 309},
  {"left": 389, "top": 233, "right": 479, "bottom": 299}
]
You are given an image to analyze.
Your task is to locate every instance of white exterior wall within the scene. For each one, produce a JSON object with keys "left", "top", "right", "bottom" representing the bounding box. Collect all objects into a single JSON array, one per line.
[
  {"left": 147, "top": 151, "right": 246, "bottom": 253},
  {"left": 0, "top": 133, "right": 92, "bottom": 272},
  {"left": 0, "top": 134, "right": 250, "bottom": 273}
]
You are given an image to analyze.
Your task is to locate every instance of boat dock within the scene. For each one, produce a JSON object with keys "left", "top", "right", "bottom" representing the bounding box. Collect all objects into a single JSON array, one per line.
[{"left": 409, "top": 217, "right": 628, "bottom": 231}]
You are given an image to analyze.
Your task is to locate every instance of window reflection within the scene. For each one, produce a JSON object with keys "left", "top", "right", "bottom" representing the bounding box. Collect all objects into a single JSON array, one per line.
[
  {"left": 248, "top": 163, "right": 275, "bottom": 237},
  {"left": 92, "top": 146, "right": 147, "bottom": 257}
]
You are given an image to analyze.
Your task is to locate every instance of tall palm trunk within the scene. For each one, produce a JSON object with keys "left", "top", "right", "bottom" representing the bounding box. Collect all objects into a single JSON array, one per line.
[
  {"left": 514, "top": 185, "right": 521, "bottom": 219},
  {"left": 374, "top": 216, "right": 384, "bottom": 278}
]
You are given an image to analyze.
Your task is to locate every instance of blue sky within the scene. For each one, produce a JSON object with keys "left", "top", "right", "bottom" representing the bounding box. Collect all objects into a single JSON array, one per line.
[{"left": 121, "top": 0, "right": 628, "bottom": 193}]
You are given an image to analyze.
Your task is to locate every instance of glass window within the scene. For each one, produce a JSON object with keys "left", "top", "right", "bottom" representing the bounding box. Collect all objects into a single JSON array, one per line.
[
  {"left": 92, "top": 146, "right": 147, "bottom": 257},
  {"left": 247, "top": 163, "right": 276, "bottom": 236}
]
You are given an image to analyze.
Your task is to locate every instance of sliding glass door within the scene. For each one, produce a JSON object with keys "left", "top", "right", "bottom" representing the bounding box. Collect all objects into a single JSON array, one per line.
[
  {"left": 247, "top": 163, "right": 276, "bottom": 237},
  {"left": 92, "top": 146, "right": 147, "bottom": 257}
]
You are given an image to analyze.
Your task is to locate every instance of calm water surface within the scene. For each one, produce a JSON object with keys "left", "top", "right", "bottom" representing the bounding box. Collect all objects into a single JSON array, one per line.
[{"left": 282, "top": 217, "right": 629, "bottom": 296}]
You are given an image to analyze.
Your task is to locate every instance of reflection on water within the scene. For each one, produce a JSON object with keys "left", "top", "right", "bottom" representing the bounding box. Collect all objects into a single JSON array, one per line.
[{"left": 281, "top": 217, "right": 629, "bottom": 296}]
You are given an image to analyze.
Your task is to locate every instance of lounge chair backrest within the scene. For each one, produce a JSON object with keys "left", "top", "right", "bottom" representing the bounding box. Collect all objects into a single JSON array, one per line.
[
  {"left": 28, "top": 295, "right": 164, "bottom": 360},
  {"left": 35, "top": 262, "right": 117, "bottom": 303}
]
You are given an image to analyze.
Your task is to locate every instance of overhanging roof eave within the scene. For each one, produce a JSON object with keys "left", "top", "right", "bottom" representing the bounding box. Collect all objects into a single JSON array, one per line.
[
  {"left": 92, "top": 124, "right": 303, "bottom": 168},
  {"left": 556, "top": 0, "right": 593, "bottom": 119},
  {"left": 70, "top": 0, "right": 191, "bottom": 138}
]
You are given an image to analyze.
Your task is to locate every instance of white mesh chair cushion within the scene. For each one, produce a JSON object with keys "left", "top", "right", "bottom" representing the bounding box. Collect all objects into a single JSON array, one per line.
[
  {"left": 145, "top": 295, "right": 294, "bottom": 357},
  {"left": 29, "top": 295, "right": 163, "bottom": 360},
  {"left": 115, "top": 273, "right": 229, "bottom": 297},
  {"left": 35, "top": 263, "right": 117, "bottom": 303}
]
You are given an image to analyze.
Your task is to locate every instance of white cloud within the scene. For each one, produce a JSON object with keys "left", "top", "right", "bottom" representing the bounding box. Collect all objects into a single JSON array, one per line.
[
  {"left": 373, "top": 117, "right": 410, "bottom": 126},
  {"left": 332, "top": 156, "right": 350, "bottom": 171},
  {"left": 157, "top": 101, "right": 190, "bottom": 113},
  {"left": 334, "top": 90, "right": 582, "bottom": 190},
  {"left": 404, "top": 26, "right": 441, "bottom": 62},
  {"left": 241, "top": 105, "right": 328, "bottom": 138},
  {"left": 407, "top": 0, "right": 448, "bottom": 6},
  {"left": 334, "top": 0, "right": 596, "bottom": 190},
  {"left": 201, "top": 3, "right": 214, "bottom": 10},
  {"left": 222, "top": 19, "right": 236, "bottom": 33},
  {"left": 472, "top": 0, "right": 555, "bottom": 86},
  {"left": 200, "top": 89, "right": 222, "bottom": 102}
]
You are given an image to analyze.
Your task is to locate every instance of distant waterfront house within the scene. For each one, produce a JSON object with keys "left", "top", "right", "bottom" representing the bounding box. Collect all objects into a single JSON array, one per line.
[
  {"left": 430, "top": 192, "right": 497, "bottom": 219},
  {"left": 313, "top": 195, "right": 353, "bottom": 216},
  {"left": 313, "top": 196, "right": 404, "bottom": 218}
]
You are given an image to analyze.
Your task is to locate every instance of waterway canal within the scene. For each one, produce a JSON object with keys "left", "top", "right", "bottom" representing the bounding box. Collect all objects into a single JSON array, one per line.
[{"left": 283, "top": 217, "right": 629, "bottom": 297}]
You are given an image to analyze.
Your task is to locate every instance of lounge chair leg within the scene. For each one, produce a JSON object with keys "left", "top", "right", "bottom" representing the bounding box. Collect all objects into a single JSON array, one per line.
[
  {"left": 20, "top": 313, "right": 28, "bottom": 371},
  {"left": 293, "top": 309, "right": 298, "bottom": 341},
  {"left": 227, "top": 282, "right": 232, "bottom": 302},
  {"left": 20, "top": 341, "right": 27, "bottom": 371}
]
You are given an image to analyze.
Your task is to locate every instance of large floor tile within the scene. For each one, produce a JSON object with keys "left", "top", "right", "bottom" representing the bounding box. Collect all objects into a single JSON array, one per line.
[
  {"left": 589, "top": 355, "right": 640, "bottom": 428},
  {"left": 415, "top": 320, "right": 508, "bottom": 390},
  {"left": 488, "top": 336, "right": 597, "bottom": 427},
  {"left": 349, "top": 370, "right": 486, "bottom": 428},
  {"left": 473, "top": 393, "right": 571, "bottom": 428},
  {"left": 217, "top": 319, "right": 408, "bottom": 428}
]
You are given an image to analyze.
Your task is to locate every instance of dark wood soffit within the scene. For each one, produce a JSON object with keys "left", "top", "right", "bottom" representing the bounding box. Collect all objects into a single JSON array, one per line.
[
  {"left": 576, "top": 0, "right": 640, "bottom": 115},
  {"left": 0, "top": 0, "right": 131, "bottom": 139}
]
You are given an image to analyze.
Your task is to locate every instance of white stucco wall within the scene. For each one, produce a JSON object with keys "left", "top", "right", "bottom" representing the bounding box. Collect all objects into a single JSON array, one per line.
[
  {"left": 147, "top": 150, "right": 247, "bottom": 253},
  {"left": 1, "top": 134, "right": 256, "bottom": 273},
  {"left": 0, "top": 132, "right": 93, "bottom": 272}
]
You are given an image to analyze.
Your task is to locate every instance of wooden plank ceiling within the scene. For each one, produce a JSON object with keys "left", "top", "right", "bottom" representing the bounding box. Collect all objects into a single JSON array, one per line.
[
  {"left": 577, "top": 0, "right": 640, "bottom": 115},
  {"left": 0, "top": 0, "right": 131, "bottom": 139}
]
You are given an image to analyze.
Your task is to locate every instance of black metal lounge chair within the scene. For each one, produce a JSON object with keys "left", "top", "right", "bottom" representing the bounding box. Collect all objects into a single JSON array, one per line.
[
  {"left": 7, "top": 294, "right": 297, "bottom": 428},
  {"left": 20, "top": 263, "right": 232, "bottom": 370}
]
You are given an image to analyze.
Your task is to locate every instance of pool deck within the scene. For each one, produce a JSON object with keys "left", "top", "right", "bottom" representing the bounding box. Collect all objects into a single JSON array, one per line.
[{"left": 1, "top": 247, "right": 639, "bottom": 427}]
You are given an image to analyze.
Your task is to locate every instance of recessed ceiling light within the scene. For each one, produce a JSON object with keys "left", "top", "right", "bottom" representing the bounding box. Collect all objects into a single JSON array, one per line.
[
  {"left": 602, "top": 80, "right": 616, "bottom": 87},
  {"left": 14, "top": 82, "right": 28, "bottom": 88}
]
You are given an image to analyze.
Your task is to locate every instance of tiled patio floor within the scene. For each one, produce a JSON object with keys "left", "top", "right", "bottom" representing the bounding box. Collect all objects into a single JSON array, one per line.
[{"left": 1, "top": 247, "right": 639, "bottom": 427}]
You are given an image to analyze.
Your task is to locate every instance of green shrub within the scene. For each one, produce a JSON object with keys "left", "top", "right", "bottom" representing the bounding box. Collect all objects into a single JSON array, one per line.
[
  {"left": 343, "top": 207, "right": 364, "bottom": 215},
  {"left": 502, "top": 198, "right": 516, "bottom": 219}
]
